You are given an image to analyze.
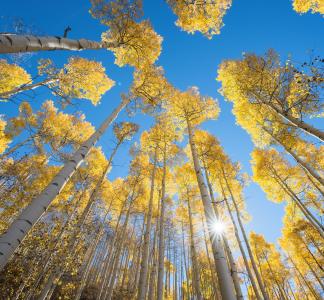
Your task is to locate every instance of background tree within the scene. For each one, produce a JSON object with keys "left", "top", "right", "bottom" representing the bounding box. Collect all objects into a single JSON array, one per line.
[{"left": 166, "top": 0, "right": 232, "bottom": 39}]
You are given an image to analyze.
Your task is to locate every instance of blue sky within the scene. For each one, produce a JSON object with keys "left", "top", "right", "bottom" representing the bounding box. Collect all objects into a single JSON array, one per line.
[{"left": 0, "top": 0, "right": 323, "bottom": 243}]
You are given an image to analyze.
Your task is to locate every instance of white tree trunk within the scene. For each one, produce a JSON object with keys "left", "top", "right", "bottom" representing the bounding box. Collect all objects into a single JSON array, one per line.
[
  {"left": 222, "top": 172, "right": 270, "bottom": 300},
  {"left": 137, "top": 148, "right": 158, "bottom": 300},
  {"left": 0, "top": 98, "right": 129, "bottom": 271},
  {"left": 0, "top": 78, "right": 56, "bottom": 99},
  {"left": 266, "top": 102, "right": 324, "bottom": 142},
  {"left": 219, "top": 182, "right": 262, "bottom": 300},
  {"left": 0, "top": 34, "right": 114, "bottom": 53},
  {"left": 157, "top": 150, "right": 166, "bottom": 300},
  {"left": 104, "top": 204, "right": 132, "bottom": 300},
  {"left": 187, "top": 195, "right": 203, "bottom": 300},
  {"left": 262, "top": 126, "right": 324, "bottom": 187},
  {"left": 204, "top": 166, "right": 243, "bottom": 300},
  {"left": 187, "top": 119, "right": 236, "bottom": 300}
]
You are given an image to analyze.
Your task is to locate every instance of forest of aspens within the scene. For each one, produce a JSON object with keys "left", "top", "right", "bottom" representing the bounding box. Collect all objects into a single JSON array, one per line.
[{"left": 0, "top": 0, "right": 323, "bottom": 299}]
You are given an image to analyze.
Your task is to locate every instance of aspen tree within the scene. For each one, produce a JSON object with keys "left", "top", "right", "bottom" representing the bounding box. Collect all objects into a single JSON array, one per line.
[
  {"left": 166, "top": 0, "right": 232, "bottom": 38},
  {"left": 279, "top": 202, "right": 324, "bottom": 297},
  {"left": 194, "top": 132, "right": 269, "bottom": 300},
  {"left": 174, "top": 164, "right": 203, "bottom": 300},
  {"left": 251, "top": 148, "right": 324, "bottom": 236},
  {"left": 167, "top": 87, "right": 237, "bottom": 300},
  {"left": 0, "top": 54, "right": 163, "bottom": 272},
  {"left": 137, "top": 132, "right": 159, "bottom": 300},
  {"left": 192, "top": 129, "right": 244, "bottom": 299},
  {"left": 218, "top": 51, "right": 324, "bottom": 142},
  {"left": 249, "top": 232, "right": 292, "bottom": 300},
  {"left": 0, "top": 58, "right": 115, "bottom": 105}
]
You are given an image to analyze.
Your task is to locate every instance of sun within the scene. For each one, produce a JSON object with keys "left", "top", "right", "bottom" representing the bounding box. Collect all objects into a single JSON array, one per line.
[{"left": 211, "top": 219, "right": 226, "bottom": 235}]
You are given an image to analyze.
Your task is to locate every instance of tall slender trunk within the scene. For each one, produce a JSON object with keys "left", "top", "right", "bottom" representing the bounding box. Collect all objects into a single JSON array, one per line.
[
  {"left": 0, "top": 135, "right": 34, "bottom": 159},
  {"left": 265, "top": 101, "right": 324, "bottom": 142},
  {"left": 0, "top": 78, "right": 56, "bottom": 99},
  {"left": 204, "top": 165, "right": 243, "bottom": 300},
  {"left": 187, "top": 194, "right": 203, "bottom": 300},
  {"left": 270, "top": 168, "right": 324, "bottom": 236},
  {"left": 186, "top": 118, "right": 236, "bottom": 300},
  {"left": 157, "top": 148, "right": 167, "bottom": 300},
  {"left": 262, "top": 252, "right": 288, "bottom": 300},
  {"left": 37, "top": 271, "right": 57, "bottom": 300},
  {"left": 74, "top": 209, "right": 111, "bottom": 300},
  {"left": 219, "top": 180, "right": 262, "bottom": 300},
  {"left": 304, "top": 172, "right": 324, "bottom": 197},
  {"left": 118, "top": 223, "right": 137, "bottom": 290},
  {"left": 104, "top": 204, "right": 133, "bottom": 300},
  {"left": 23, "top": 193, "right": 84, "bottom": 300},
  {"left": 128, "top": 220, "right": 146, "bottom": 293},
  {"left": 97, "top": 198, "right": 128, "bottom": 299},
  {"left": 223, "top": 237, "right": 244, "bottom": 300},
  {"left": 263, "top": 126, "right": 324, "bottom": 186},
  {"left": 37, "top": 186, "right": 105, "bottom": 299},
  {"left": 167, "top": 233, "right": 171, "bottom": 296},
  {"left": 0, "top": 98, "right": 129, "bottom": 270},
  {"left": 0, "top": 33, "right": 115, "bottom": 53},
  {"left": 222, "top": 171, "right": 270, "bottom": 300},
  {"left": 288, "top": 255, "right": 322, "bottom": 300},
  {"left": 148, "top": 221, "right": 158, "bottom": 300},
  {"left": 181, "top": 222, "right": 190, "bottom": 300},
  {"left": 137, "top": 148, "right": 158, "bottom": 300},
  {"left": 74, "top": 230, "right": 104, "bottom": 300},
  {"left": 200, "top": 214, "right": 219, "bottom": 300},
  {"left": 173, "top": 246, "right": 178, "bottom": 300}
]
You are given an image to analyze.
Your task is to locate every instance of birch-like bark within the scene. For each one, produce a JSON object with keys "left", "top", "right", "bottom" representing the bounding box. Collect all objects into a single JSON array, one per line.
[
  {"left": 0, "top": 78, "right": 56, "bottom": 99},
  {"left": 157, "top": 149, "right": 167, "bottom": 300},
  {"left": 104, "top": 204, "right": 133, "bottom": 300},
  {"left": 204, "top": 166, "right": 243, "bottom": 300},
  {"left": 262, "top": 252, "right": 289, "bottom": 300},
  {"left": 74, "top": 208, "right": 112, "bottom": 300},
  {"left": 181, "top": 222, "right": 190, "bottom": 300},
  {"left": 220, "top": 184, "right": 262, "bottom": 300},
  {"left": 262, "top": 126, "right": 324, "bottom": 187},
  {"left": 200, "top": 214, "right": 220, "bottom": 300},
  {"left": 74, "top": 230, "right": 104, "bottom": 300},
  {"left": 265, "top": 101, "right": 324, "bottom": 142},
  {"left": 222, "top": 171, "right": 269, "bottom": 300},
  {"left": 147, "top": 222, "right": 158, "bottom": 300},
  {"left": 223, "top": 236, "right": 244, "bottom": 300},
  {"left": 23, "top": 192, "right": 84, "bottom": 300},
  {"left": 186, "top": 119, "right": 236, "bottom": 300},
  {"left": 187, "top": 194, "right": 203, "bottom": 300},
  {"left": 37, "top": 188, "right": 105, "bottom": 299},
  {"left": 0, "top": 34, "right": 115, "bottom": 53},
  {"left": 0, "top": 98, "right": 129, "bottom": 271},
  {"left": 0, "top": 136, "right": 34, "bottom": 159},
  {"left": 270, "top": 168, "right": 324, "bottom": 237},
  {"left": 129, "top": 221, "right": 145, "bottom": 293},
  {"left": 289, "top": 256, "right": 322, "bottom": 300},
  {"left": 97, "top": 199, "right": 128, "bottom": 299},
  {"left": 137, "top": 148, "right": 158, "bottom": 300}
]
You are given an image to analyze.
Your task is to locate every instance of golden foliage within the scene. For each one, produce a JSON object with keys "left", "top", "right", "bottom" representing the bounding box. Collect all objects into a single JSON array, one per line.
[
  {"left": 167, "top": 0, "right": 232, "bottom": 38},
  {"left": 166, "top": 87, "right": 219, "bottom": 128},
  {"left": 0, "top": 59, "right": 31, "bottom": 96},
  {"left": 58, "top": 57, "right": 115, "bottom": 105},
  {"left": 102, "top": 20, "right": 163, "bottom": 67},
  {"left": 0, "top": 118, "right": 11, "bottom": 154},
  {"left": 293, "top": 0, "right": 324, "bottom": 14}
]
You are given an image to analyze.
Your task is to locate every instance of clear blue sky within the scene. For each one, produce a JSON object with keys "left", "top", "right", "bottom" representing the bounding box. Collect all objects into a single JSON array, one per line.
[{"left": 1, "top": 0, "right": 323, "bottom": 244}]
